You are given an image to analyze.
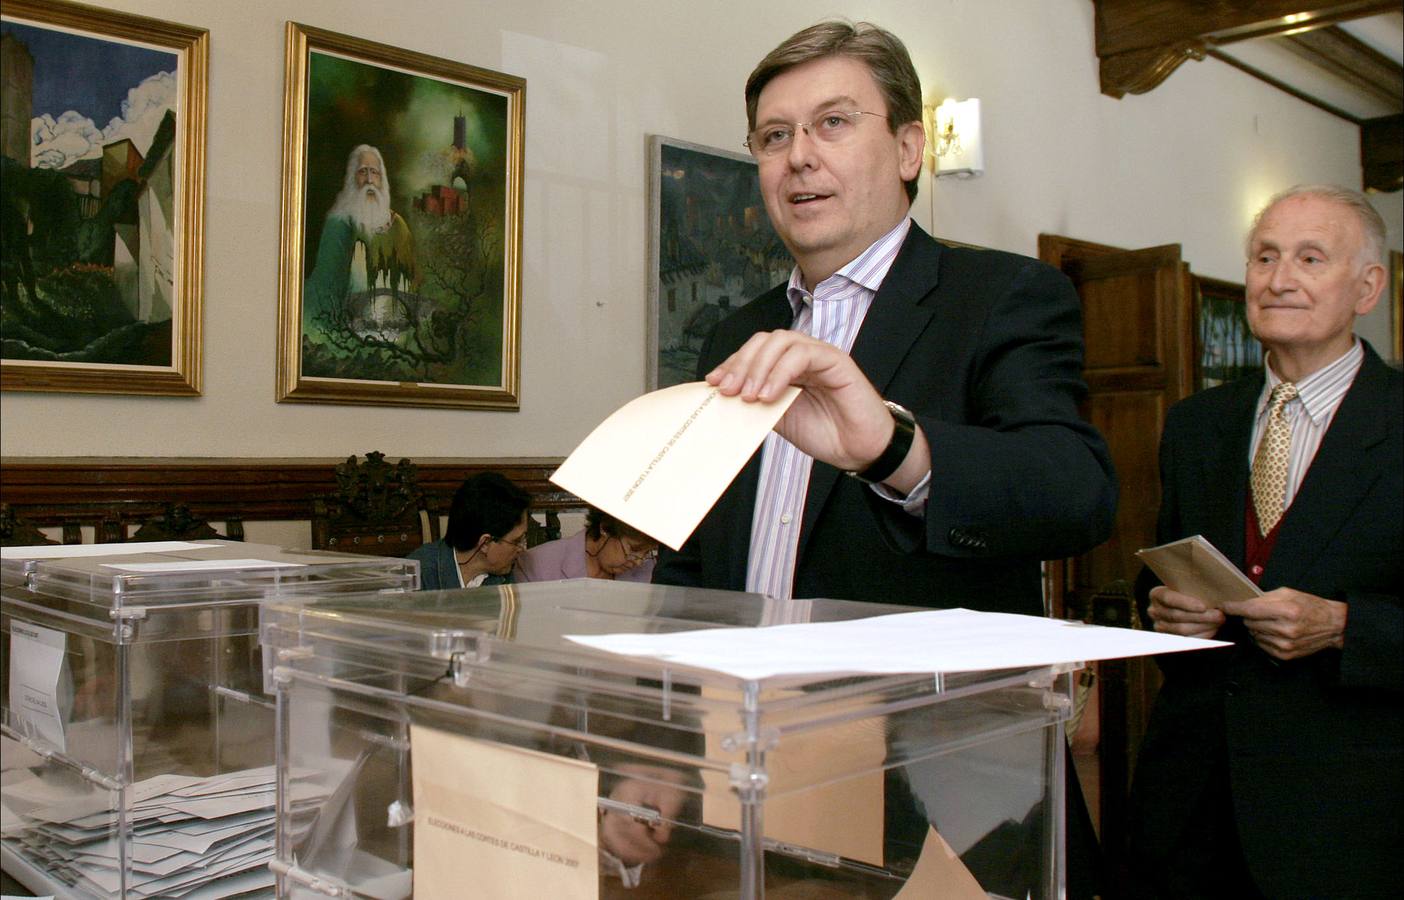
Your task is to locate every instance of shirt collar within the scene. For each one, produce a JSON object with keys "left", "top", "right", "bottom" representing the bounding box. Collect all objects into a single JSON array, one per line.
[
  {"left": 1260, "top": 338, "right": 1363, "bottom": 426},
  {"left": 786, "top": 217, "right": 912, "bottom": 314}
]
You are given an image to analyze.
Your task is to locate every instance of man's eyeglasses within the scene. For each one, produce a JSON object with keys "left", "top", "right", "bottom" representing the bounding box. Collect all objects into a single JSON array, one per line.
[
  {"left": 744, "top": 110, "right": 889, "bottom": 156},
  {"left": 493, "top": 533, "right": 529, "bottom": 550}
]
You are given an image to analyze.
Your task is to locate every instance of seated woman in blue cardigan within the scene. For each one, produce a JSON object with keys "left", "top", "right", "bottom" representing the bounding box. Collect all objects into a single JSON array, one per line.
[{"left": 409, "top": 472, "right": 530, "bottom": 590}]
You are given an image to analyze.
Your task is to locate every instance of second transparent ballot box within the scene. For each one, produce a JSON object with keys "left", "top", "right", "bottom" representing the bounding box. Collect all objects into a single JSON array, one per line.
[
  {"left": 264, "top": 580, "right": 1074, "bottom": 899},
  {"left": 0, "top": 540, "right": 418, "bottom": 898}
]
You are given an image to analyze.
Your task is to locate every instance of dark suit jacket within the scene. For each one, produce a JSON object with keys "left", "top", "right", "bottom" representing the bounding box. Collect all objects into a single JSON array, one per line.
[
  {"left": 654, "top": 224, "right": 1117, "bottom": 615},
  {"left": 1130, "top": 343, "right": 1403, "bottom": 898},
  {"left": 407, "top": 539, "right": 512, "bottom": 591}
]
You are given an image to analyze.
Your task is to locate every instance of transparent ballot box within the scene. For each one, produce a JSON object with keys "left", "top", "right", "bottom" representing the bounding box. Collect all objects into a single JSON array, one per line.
[
  {"left": 263, "top": 581, "right": 1073, "bottom": 899},
  {"left": 0, "top": 540, "right": 418, "bottom": 898}
]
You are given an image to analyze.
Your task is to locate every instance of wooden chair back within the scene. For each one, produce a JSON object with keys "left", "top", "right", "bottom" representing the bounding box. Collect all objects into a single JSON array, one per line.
[{"left": 310, "top": 451, "right": 437, "bottom": 557}]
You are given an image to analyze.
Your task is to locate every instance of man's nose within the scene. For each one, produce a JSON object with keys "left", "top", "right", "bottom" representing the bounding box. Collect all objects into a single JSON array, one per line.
[
  {"left": 785, "top": 125, "right": 819, "bottom": 168},
  {"left": 1267, "top": 261, "right": 1297, "bottom": 293}
]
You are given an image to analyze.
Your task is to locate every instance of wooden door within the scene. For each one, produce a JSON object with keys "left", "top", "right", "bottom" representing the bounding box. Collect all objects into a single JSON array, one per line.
[{"left": 1039, "top": 234, "right": 1195, "bottom": 889}]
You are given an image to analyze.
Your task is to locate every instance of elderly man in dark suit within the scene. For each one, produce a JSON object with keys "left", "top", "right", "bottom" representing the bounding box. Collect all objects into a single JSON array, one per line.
[{"left": 1129, "top": 184, "right": 1401, "bottom": 899}]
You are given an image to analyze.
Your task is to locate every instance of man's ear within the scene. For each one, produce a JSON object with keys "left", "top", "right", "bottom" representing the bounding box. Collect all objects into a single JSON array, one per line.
[
  {"left": 476, "top": 533, "right": 493, "bottom": 551},
  {"left": 896, "top": 119, "right": 926, "bottom": 183},
  {"left": 1354, "top": 262, "right": 1386, "bottom": 316}
]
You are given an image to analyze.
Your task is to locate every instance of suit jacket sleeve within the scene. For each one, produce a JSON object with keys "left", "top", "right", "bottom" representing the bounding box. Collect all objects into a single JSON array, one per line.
[{"left": 882, "top": 252, "right": 1116, "bottom": 561}]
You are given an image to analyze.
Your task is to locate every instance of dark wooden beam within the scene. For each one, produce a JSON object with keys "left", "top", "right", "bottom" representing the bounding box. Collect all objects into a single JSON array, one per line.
[
  {"left": 1095, "top": 0, "right": 1399, "bottom": 98},
  {"left": 1096, "top": 0, "right": 1400, "bottom": 57},
  {"left": 1361, "top": 114, "right": 1404, "bottom": 193}
]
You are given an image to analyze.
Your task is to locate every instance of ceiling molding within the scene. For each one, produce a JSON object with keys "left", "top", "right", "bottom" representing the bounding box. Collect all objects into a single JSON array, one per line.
[
  {"left": 1093, "top": 0, "right": 1404, "bottom": 191},
  {"left": 1204, "top": 47, "right": 1359, "bottom": 122},
  {"left": 1277, "top": 27, "right": 1402, "bottom": 108}
]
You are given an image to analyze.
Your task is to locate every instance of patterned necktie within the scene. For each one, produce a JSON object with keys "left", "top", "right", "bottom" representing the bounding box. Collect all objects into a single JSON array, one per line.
[{"left": 1251, "top": 381, "right": 1299, "bottom": 536}]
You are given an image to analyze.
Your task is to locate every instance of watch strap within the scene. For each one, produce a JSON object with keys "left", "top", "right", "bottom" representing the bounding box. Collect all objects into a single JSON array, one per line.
[{"left": 847, "top": 401, "right": 916, "bottom": 484}]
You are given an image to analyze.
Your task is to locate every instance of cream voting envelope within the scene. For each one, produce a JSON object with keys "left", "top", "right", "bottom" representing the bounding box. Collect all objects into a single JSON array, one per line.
[
  {"left": 1135, "top": 534, "right": 1262, "bottom": 608},
  {"left": 891, "top": 826, "right": 987, "bottom": 899},
  {"left": 411, "top": 724, "right": 598, "bottom": 899},
  {"left": 551, "top": 381, "right": 799, "bottom": 550}
]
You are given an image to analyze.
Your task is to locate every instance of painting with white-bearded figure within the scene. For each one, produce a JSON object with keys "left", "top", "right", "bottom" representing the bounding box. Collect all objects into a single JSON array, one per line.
[
  {"left": 0, "top": 0, "right": 206, "bottom": 395},
  {"left": 278, "top": 24, "right": 525, "bottom": 409}
]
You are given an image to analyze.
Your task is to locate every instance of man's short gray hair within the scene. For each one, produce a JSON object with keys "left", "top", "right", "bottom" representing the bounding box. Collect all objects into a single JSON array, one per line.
[{"left": 1247, "top": 184, "right": 1386, "bottom": 268}]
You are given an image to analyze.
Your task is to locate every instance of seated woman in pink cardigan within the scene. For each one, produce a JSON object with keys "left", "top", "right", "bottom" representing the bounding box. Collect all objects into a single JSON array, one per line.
[{"left": 514, "top": 507, "right": 657, "bottom": 583}]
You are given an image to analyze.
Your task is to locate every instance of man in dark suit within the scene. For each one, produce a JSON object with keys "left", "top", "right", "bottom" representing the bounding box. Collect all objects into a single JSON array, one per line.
[
  {"left": 648, "top": 20, "right": 1116, "bottom": 898},
  {"left": 652, "top": 20, "right": 1116, "bottom": 616},
  {"left": 1129, "top": 185, "right": 1401, "bottom": 899}
]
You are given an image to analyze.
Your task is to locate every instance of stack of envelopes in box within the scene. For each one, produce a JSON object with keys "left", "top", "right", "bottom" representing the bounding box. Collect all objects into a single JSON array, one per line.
[{"left": 1, "top": 540, "right": 417, "bottom": 898}]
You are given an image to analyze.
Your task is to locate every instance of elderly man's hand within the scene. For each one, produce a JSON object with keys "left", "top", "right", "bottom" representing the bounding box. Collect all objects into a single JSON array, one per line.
[
  {"left": 1147, "top": 585, "right": 1226, "bottom": 639},
  {"left": 706, "top": 330, "right": 929, "bottom": 491},
  {"left": 1220, "top": 588, "right": 1347, "bottom": 661}
]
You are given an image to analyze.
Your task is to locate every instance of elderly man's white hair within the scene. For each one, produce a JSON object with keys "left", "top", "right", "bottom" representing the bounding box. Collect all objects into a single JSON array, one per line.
[
  {"left": 1246, "top": 184, "right": 1387, "bottom": 268},
  {"left": 329, "top": 144, "right": 393, "bottom": 233}
]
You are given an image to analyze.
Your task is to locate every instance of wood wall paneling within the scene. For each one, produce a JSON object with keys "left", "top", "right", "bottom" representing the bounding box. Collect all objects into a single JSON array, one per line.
[{"left": 0, "top": 457, "right": 575, "bottom": 538}]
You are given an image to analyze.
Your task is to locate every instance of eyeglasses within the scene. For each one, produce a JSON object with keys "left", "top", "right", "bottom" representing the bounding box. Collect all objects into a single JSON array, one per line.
[
  {"left": 612, "top": 536, "right": 658, "bottom": 564},
  {"left": 493, "top": 533, "right": 529, "bottom": 550},
  {"left": 744, "top": 110, "right": 889, "bottom": 156}
]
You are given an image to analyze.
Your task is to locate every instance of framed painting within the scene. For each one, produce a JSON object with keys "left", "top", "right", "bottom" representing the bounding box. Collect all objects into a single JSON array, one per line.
[
  {"left": 647, "top": 135, "right": 791, "bottom": 390},
  {"left": 276, "top": 23, "right": 525, "bottom": 408},
  {"left": 1193, "top": 275, "right": 1261, "bottom": 391},
  {"left": 0, "top": 0, "right": 207, "bottom": 395}
]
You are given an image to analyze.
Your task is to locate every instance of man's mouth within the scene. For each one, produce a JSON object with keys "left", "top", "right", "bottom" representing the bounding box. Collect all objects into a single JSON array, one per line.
[{"left": 789, "top": 191, "right": 829, "bottom": 205}]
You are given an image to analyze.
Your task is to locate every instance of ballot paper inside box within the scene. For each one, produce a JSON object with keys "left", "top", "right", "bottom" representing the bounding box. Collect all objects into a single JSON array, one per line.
[
  {"left": 263, "top": 580, "right": 1073, "bottom": 900},
  {"left": 0, "top": 540, "right": 417, "bottom": 899}
]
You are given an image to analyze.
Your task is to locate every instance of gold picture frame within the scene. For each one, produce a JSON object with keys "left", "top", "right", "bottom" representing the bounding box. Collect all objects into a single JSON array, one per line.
[
  {"left": 0, "top": 0, "right": 207, "bottom": 395},
  {"left": 276, "top": 23, "right": 525, "bottom": 409}
]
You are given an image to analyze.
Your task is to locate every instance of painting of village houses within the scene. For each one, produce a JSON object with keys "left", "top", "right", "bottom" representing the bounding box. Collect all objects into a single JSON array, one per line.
[
  {"left": 291, "top": 39, "right": 521, "bottom": 401},
  {"left": 650, "top": 137, "right": 792, "bottom": 389},
  {"left": 0, "top": 13, "right": 191, "bottom": 380}
]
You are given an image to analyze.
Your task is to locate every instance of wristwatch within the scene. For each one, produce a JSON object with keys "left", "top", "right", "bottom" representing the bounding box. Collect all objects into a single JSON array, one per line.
[{"left": 846, "top": 400, "right": 916, "bottom": 484}]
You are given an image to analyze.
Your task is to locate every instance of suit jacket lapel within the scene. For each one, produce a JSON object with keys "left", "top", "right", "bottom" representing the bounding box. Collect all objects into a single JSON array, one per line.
[
  {"left": 1204, "top": 376, "right": 1260, "bottom": 567},
  {"left": 797, "top": 229, "right": 942, "bottom": 555},
  {"left": 1265, "top": 349, "right": 1392, "bottom": 587}
]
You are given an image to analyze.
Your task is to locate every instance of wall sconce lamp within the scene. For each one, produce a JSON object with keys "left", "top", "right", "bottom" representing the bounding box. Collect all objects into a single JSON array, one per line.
[{"left": 924, "top": 98, "right": 983, "bottom": 178}]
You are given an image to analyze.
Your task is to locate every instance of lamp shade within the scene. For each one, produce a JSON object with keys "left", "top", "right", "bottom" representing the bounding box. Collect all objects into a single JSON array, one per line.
[{"left": 933, "top": 98, "right": 983, "bottom": 178}]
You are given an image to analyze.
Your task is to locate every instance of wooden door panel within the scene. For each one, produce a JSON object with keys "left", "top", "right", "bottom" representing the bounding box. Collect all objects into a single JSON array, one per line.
[
  {"left": 1084, "top": 390, "right": 1164, "bottom": 591},
  {"left": 1040, "top": 233, "right": 1194, "bottom": 893}
]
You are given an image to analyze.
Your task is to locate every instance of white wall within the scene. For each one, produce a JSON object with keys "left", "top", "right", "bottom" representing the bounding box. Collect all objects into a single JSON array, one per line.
[{"left": 2, "top": 0, "right": 1397, "bottom": 459}]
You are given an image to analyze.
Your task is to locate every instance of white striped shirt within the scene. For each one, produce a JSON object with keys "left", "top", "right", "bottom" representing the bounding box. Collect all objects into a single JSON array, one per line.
[
  {"left": 745, "top": 218, "right": 911, "bottom": 600},
  {"left": 1249, "top": 339, "right": 1364, "bottom": 510}
]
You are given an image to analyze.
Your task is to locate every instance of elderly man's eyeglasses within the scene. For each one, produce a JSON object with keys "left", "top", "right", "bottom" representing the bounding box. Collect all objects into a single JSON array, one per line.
[{"left": 744, "top": 110, "right": 889, "bottom": 156}]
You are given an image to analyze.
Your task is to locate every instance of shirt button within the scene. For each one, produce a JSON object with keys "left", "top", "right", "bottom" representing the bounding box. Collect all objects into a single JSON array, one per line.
[
  {"left": 780, "top": 513, "right": 793, "bottom": 525},
  {"left": 1251, "top": 565, "right": 1263, "bottom": 576}
]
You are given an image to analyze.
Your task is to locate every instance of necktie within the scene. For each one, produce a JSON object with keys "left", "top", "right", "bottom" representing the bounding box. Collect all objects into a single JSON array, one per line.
[{"left": 1251, "top": 381, "right": 1299, "bottom": 535}]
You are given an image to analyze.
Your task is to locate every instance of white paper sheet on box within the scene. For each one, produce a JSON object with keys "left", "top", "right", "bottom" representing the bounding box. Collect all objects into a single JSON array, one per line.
[{"left": 567, "top": 607, "right": 1228, "bottom": 680}]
